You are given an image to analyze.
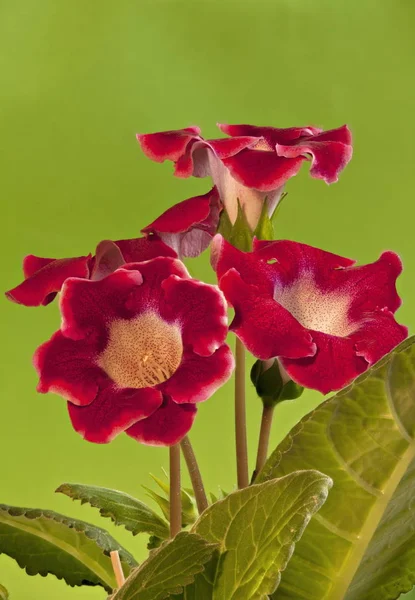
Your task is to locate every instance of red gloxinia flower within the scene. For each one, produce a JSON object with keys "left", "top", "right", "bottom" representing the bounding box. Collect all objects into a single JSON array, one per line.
[
  {"left": 5, "top": 236, "right": 176, "bottom": 307},
  {"left": 34, "top": 256, "right": 234, "bottom": 445},
  {"left": 137, "top": 123, "right": 352, "bottom": 230},
  {"left": 141, "top": 187, "right": 222, "bottom": 258},
  {"left": 212, "top": 235, "right": 407, "bottom": 394}
]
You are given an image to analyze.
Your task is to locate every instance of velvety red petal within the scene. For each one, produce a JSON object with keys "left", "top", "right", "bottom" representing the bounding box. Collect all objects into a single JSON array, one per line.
[
  {"left": 124, "top": 257, "right": 190, "bottom": 315},
  {"left": 115, "top": 236, "right": 177, "bottom": 262},
  {"left": 281, "top": 331, "right": 368, "bottom": 394},
  {"left": 160, "top": 345, "right": 234, "bottom": 404},
  {"left": 23, "top": 255, "right": 55, "bottom": 278},
  {"left": 60, "top": 269, "right": 144, "bottom": 342},
  {"left": 68, "top": 386, "right": 163, "bottom": 443},
  {"left": 220, "top": 269, "right": 316, "bottom": 360},
  {"left": 253, "top": 239, "right": 356, "bottom": 288},
  {"left": 332, "top": 251, "right": 403, "bottom": 318},
  {"left": 275, "top": 125, "right": 353, "bottom": 184},
  {"left": 141, "top": 188, "right": 221, "bottom": 258},
  {"left": 218, "top": 123, "right": 322, "bottom": 146},
  {"left": 126, "top": 396, "right": 197, "bottom": 446},
  {"left": 160, "top": 275, "right": 228, "bottom": 356},
  {"left": 222, "top": 149, "right": 305, "bottom": 192},
  {"left": 353, "top": 310, "right": 408, "bottom": 365},
  {"left": 211, "top": 234, "right": 275, "bottom": 296},
  {"left": 34, "top": 331, "right": 104, "bottom": 406},
  {"left": 137, "top": 127, "right": 201, "bottom": 162},
  {"left": 90, "top": 240, "right": 125, "bottom": 281},
  {"left": 6, "top": 256, "right": 91, "bottom": 307}
]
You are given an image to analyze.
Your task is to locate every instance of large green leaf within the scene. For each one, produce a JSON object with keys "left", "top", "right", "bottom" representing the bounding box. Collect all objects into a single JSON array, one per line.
[
  {"left": 0, "top": 505, "right": 137, "bottom": 592},
  {"left": 111, "top": 532, "right": 217, "bottom": 600},
  {"left": 186, "top": 470, "right": 331, "bottom": 599},
  {"left": 0, "top": 584, "right": 8, "bottom": 599},
  {"left": 258, "top": 336, "right": 415, "bottom": 600},
  {"left": 56, "top": 483, "right": 169, "bottom": 540}
]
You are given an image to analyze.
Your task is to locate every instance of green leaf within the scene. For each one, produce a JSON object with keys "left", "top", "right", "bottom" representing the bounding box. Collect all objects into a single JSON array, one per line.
[
  {"left": 190, "top": 470, "right": 331, "bottom": 599},
  {"left": 228, "top": 199, "right": 253, "bottom": 251},
  {"left": 258, "top": 336, "right": 415, "bottom": 600},
  {"left": 149, "top": 474, "right": 197, "bottom": 525},
  {"left": 0, "top": 584, "right": 8, "bottom": 600},
  {"left": 216, "top": 208, "right": 233, "bottom": 240},
  {"left": 111, "top": 532, "right": 217, "bottom": 600},
  {"left": 252, "top": 197, "right": 274, "bottom": 241},
  {"left": 56, "top": 483, "right": 169, "bottom": 540},
  {"left": 0, "top": 504, "right": 137, "bottom": 592}
]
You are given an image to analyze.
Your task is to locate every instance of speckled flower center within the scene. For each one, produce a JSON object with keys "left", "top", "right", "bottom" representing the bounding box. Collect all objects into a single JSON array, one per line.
[
  {"left": 98, "top": 312, "right": 183, "bottom": 388},
  {"left": 276, "top": 274, "right": 355, "bottom": 337}
]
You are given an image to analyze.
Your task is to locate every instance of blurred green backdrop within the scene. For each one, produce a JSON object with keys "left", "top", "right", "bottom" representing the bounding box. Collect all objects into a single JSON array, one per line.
[{"left": 1, "top": 0, "right": 415, "bottom": 598}]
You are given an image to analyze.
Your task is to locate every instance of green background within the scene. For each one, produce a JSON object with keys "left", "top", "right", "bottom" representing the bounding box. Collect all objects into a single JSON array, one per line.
[{"left": 1, "top": 1, "right": 414, "bottom": 598}]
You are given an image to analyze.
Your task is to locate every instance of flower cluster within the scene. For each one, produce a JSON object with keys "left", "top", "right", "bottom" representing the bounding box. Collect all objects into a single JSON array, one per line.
[{"left": 6, "top": 120, "right": 407, "bottom": 447}]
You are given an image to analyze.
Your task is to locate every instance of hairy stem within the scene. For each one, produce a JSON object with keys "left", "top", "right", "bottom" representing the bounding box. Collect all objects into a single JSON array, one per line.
[
  {"left": 180, "top": 436, "right": 209, "bottom": 513},
  {"left": 251, "top": 404, "right": 275, "bottom": 483},
  {"left": 235, "top": 337, "right": 249, "bottom": 488},
  {"left": 110, "top": 550, "right": 125, "bottom": 589},
  {"left": 169, "top": 444, "right": 182, "bottom": 538}
]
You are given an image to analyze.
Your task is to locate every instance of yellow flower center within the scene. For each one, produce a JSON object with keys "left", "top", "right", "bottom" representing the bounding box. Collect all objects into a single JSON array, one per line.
[{"left": 98, "top": 312, "right": 183, "bottom": 388}]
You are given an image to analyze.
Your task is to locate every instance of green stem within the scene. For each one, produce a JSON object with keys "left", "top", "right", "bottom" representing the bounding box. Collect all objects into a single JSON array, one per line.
[
  {"left": 235, "top": 337, "right": 249, "bottom": 488},
  {"left": 251, "top": 404, "right": 275, "bottom": 483},
  {"left": 169, "top": 444, "right": 181, "bottom": 538},
  {"left": 180, "top": 436, "right": 209, "bottom": 514}
]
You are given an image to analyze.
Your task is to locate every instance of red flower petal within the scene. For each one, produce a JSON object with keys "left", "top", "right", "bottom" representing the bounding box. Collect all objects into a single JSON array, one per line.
[
  {"left": 160, "top": 275, "right": 228, "bottom": 356},
  {"left": 68, "top": 386, "right": 163, "bottom": 443},
  {"left": 142, "top": 188, "right": 221, "bottom": 258},
  {"left": 34, "top": 331, "right": 104, "bottom": 406},
  {"left": 353, "top": 310, "right": 408, "bottom": 365},
  {"left": 126, "top": 396, "right": 197, "bottom": 446},
  {"left": 60, "top": 269, "right": 144, "bottom": 342},
  {"left": 90, "top": 240, "right": 125, "bottom": 281},
  {"left": 281, "top": 331, "right": 368, "bottom": 394},
  {"left": 222, "top": 149, "right": 305, "bottom": 192},
  {"left": 6, "top": 256, "right": 91, "bottom": 307},
  {"left": 218, "top": 123, "right": 322, "bottom": 146},
  {"left": 160, "top": 345, "right": 234, "bottom": 404},
  {"left": 137, "top": 127, "right": 201, "bottom": 162},
  {"left": 275, "top": 125, "right": 353, "bottom": 184},
  {"left": 115, "top": 236, "right": 177, "bottom": 262},
  {"left": 124, "top": 257, "right": 190, "bottom": 316},
  {"left": 23, "top": 255, "right": 55, "bottom": 278},
  {"left": 220, "top": 268, "right": 316, "bottom": 360}
]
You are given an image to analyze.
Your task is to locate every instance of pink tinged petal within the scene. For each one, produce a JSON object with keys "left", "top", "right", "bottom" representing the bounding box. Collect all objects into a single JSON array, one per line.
[
  {"left": 141, "top": 188, "right": 222, "bottom": 258},
  {"left": 68, "top": 386, "right": 163, "bottom": 444},
  {"left": 220, "top": 269, "right": 316, "bottom": 360},
  {"left": 253, "top": 239, "right": 356, "bottom": 287},
  {"left": 211, "top": 234, "right": 275, "bottom": 296},
  {"left": 23, "top": 255, "right": 55, "bottom": 278},
  {"left": 217, "top": 123, "right": 322, "bottom": 146},
  {"left": 126, "top": 396, "right": 197, "bottom": 446},
  {"left": 222, "top": 149, "right": 305, "bottom": 191},
  {"left": 90, "top": 240, "right": 125, "bottom": 281},
  {"left": 60, "top": 269, "right": 144, "bottom": 342},
  {"left": 275, "top": 125, "right": 353, "bottom": 184},
  {"left": 6, "top": 255, "right": 91, "bottom": 307},
  {"left": 115, "top": 236, "right": 177, "bottom": 262},
  {"left": 281, "top": 331, "right": 368, "bottom": 394},
  {"left": 137, "top": 127, "right": 201, "bottom": 162},
  {"left": 34, "top": 331, "right": 104, "bottom": 406},
  {"left": 124, "top": 257, "right": 190, "bottom": 315},
  {"left": 160, "top": 345, "right": 234, "bottom": 404},
  {"left": 333, "top": 251, "right": 403, "bottom": 318},
  {"left": 352, "top": 310, "right": 408, "bottom": 365},
  {"left": 161, "top": 275, "right": 229, "bottom": 356}
]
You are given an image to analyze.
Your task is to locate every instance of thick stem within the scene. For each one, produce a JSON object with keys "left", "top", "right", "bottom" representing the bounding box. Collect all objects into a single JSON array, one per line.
[
  {"left": 180, "top": 436, "right": 208, "bottom": 513},
  {"left": 169, "top": 443, "right": 182, "bottom": 538},
  {"left": 110, "top": 551, "right": 125, "bottom": 589},
  {"left": 252, "top": 404, "right": 275, "bottom": 483},
  {"left": 235, "top": 337, "right": 249, "bottom": 488}
]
